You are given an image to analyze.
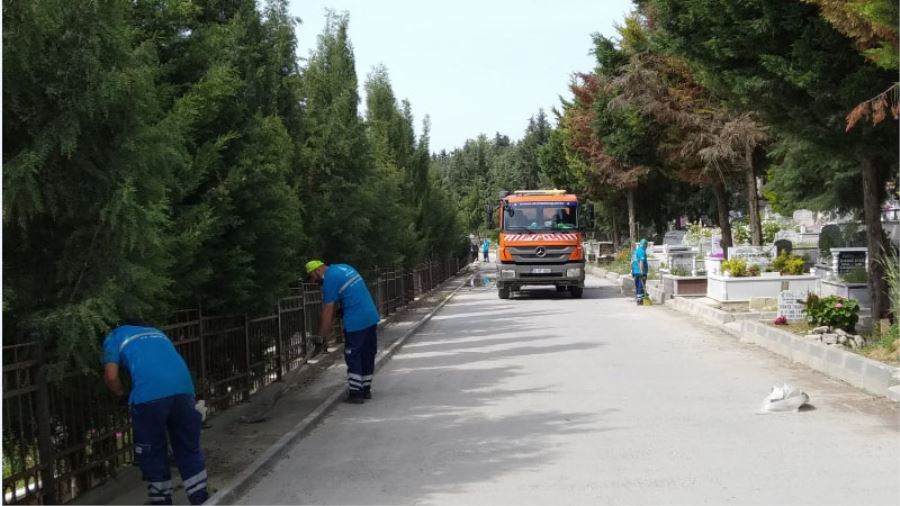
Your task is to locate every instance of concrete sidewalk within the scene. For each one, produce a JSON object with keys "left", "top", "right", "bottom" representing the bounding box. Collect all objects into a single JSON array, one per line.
[{"left": 73, "top": 269, "right": 473, "bottom": 506}]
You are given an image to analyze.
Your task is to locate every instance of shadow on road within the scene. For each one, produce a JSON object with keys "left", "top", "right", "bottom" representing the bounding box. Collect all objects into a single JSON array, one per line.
[{"left": 303, "top": 288, "right": 620, "bottom": 504}]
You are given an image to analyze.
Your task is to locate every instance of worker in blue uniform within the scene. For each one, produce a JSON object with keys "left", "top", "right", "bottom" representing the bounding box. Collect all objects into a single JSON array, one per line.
[
  {"left": 102, "top": 323, "right": 208, "bottom": 505},
  {"left": 307, "top": 260, "right": 381, "bottom": 404},
  {"left": 631, "top": 239, "right": 649, "bottom": 306}
]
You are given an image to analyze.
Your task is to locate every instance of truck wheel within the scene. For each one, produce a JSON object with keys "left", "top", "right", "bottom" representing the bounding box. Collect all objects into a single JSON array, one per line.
[
  {"left": 570, "top": 286, "right": 584, "bottom": 299},
  {"left": 498, "top": 286, "right": 511, "bottom": 299}
]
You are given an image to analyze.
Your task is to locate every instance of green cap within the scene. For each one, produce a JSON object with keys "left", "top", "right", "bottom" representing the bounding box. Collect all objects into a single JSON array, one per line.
[
  {"left": 639, "top": 239, "right": 648, "bottom": 247},
  {"left": 305, "top": 260, "right": 325, "bottom": 275}
]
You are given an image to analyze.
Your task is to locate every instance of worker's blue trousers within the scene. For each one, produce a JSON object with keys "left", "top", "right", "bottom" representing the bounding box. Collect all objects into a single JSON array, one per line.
[
  {"left": 132, "top": 394, "right": 208, "bottom": 505},
  {"left": 633, "top": 274, "right": 646, "bottom": 303},
  {"left": 345, "top": 325, "right": 377, "bottom": 394}
]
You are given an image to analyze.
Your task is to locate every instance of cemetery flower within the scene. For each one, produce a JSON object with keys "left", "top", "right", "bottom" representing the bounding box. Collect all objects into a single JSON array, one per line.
[
  {"left": 803, "top": 294, "right": 859, "bottom": 332},
  {"left": 773, "top": 315, "right": 787, "bottom": 325}
]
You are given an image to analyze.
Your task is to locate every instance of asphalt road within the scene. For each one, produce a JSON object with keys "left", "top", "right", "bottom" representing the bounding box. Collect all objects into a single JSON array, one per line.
[{"left": 239, "top": 261, "right": 900, "bottom": 505}]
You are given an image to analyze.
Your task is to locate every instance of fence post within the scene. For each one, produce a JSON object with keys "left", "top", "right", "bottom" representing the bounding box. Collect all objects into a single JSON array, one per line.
[
  {"left": 198, "top": 307, "right": 208, "bottom": 401},
  {"left": 400, "top": 265, "right": 409, "bottom": 306},
  {"left": 35, "top": 349, "right": 58, "bottom": 505},
  {"left": 377, "top": 270, "right": 385, "bottom": 316},
  {"left": 275, "top": 300, "right": 284, "bottom": 381},
  {"left": 243, "top": 315, "right": 251, "bottom": 401}
]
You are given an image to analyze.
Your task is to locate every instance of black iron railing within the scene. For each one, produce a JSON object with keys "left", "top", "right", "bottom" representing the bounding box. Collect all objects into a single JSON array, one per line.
[{"left": 2, "top": 257, "right": 466, "bottom": 504}]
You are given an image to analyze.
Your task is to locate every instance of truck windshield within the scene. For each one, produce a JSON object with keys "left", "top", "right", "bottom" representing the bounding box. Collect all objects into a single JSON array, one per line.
[{"left": 503, "top": 202, "right": 578, "bottom": 231}]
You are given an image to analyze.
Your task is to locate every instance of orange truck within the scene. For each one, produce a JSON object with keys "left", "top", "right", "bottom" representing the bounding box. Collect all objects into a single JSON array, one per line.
[{"left": 495, "top": 189, "right": 591, "bottom": 299}]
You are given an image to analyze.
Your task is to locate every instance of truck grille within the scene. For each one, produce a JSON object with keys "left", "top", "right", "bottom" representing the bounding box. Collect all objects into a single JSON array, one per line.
[{"left": 509, "top": 246, "right": 574, "bottom": 264}]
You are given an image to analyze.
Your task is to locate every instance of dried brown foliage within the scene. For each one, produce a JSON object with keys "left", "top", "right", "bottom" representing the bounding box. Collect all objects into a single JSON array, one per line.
[
  {"left": 564, "top": 72, "right": 648, "bottom": 192},
  {"left": 845, "top": 83, "right": 900, "bottom": 131},
  {"left": 610, "top": 54, "right": 768, "bottom": 186}
]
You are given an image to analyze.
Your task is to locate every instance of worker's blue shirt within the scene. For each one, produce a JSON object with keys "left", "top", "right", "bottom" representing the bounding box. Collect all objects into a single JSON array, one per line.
[
  {"left": 631, "top": 246, "right": 648, "bottom": 275},
  {"left": 102, "top": 325, "right": 195, "bottom": 405},
  {"left": 482, "top": 240, "right": 490, "bottom": 252},
  {"left": 323, "top": 264, "right": 381, "bottom": 332}
]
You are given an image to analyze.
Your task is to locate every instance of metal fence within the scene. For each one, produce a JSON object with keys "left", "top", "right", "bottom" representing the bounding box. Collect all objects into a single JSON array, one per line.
[{"left": 2, "top": 257, "right": 465, "bottom": 505}]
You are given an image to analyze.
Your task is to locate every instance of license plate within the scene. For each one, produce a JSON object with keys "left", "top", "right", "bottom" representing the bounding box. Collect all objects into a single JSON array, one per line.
[{"left": 531, "top": 268, "right": 551, "bottom": 274}]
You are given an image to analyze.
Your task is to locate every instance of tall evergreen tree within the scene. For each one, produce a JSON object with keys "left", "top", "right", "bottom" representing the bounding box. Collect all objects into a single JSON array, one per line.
[
  {"left": 300, "top": 12, "right": 374, "bottom": 267},
  {"left": 3, "top": 0, "right": 183, "bottom": 372},
  {"left": 647, "top": 0, "right": 899, "bottom": 316}
]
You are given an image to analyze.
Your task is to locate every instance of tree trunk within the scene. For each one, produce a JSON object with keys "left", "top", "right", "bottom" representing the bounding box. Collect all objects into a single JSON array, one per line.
[
  {"left": 626, "top": 187, "right": 637, "bottom": 248},
  {"left": 861, "top": 156, "right": 888, "bottom": 319},
  {"left": 712, "top": 179, "right": 733, "bottom": 258},
  {"left": 745, "top": 155, "right": 763, "bottom": 246},
  {"left": 611, "top": 216, "right": 619, "bottom": 251}
]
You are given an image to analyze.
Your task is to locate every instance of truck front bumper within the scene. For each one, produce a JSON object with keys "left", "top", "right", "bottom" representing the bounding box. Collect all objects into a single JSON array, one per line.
[{"left": 496, "top": 262, "right": 585, "bottom": 289}]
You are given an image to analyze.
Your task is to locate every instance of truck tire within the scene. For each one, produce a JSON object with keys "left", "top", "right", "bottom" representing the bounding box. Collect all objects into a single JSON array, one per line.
[
  {"left": 570, "top": 286, "right": 584, "bottom": 299},
  {"left": 498, "top": 286, "right": 511, "bottom": 299}
]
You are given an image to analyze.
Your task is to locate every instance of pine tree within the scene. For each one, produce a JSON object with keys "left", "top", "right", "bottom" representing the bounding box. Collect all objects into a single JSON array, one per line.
[
  {"left": 649, "top": 0, "right": 899, "bottom": 316},
  {"left": 300, "top": 12, "right": 375, "bottom": 267},
  {"left": 3, "top": 0, "right": 183, "bottom": 372}
]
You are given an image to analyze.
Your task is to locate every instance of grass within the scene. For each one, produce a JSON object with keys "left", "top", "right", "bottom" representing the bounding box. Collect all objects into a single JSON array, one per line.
[
  {"left": 860, "top": 325, "right": 900, "bottom": 365},
  {"left": 606, "top": 259, "right": 632, "bottom": 275},
  {"left": 771, "top": 321, "right": 811, "bottom": 335}
]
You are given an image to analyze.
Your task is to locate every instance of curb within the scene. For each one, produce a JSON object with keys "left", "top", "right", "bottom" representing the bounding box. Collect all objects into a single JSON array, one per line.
[
  {"left": 207, "top": 272, "right": 473, "bottom": 505},
  {"left": 668, "top": 296, "right": 774, "bottom": 326},
  {"left": 739, "top": 320, "right": 900, "bottom": 402}
]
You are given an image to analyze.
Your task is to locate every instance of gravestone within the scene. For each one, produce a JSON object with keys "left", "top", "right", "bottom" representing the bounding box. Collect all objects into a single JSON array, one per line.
[
  {"left": 774, "top": 239, "right": 793, "bottom": 256},
  {"left": 792, "top": 210, "right": 816, "bottom": 229},
  {"left": 778, "top": 290, "right": 807, "bottom": 322},
  {"left": 663, "top": 230, "right": 686, "bottom": 246},
  {"left": 710, "top": 234, "right": 723, "bottom": 257},
  {"left": 728, "top": 245, "right": 776, "bottom": 269},
  {"left": 831, "top": 247, "right": 868, "bottom": 275}
]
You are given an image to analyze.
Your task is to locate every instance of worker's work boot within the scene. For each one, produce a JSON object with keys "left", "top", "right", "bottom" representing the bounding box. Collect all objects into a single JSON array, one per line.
[
  {"left": 363, "top": 388, "right": 372, "bottom": 400},
  {"left": 345, "top": 391, "right": 365, "bottom": 404}
]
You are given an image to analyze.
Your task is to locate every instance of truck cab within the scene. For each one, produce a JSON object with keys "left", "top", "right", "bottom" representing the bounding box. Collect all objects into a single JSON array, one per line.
[{"left": 495, "top": 190, "right": 586, "bottom": 299}]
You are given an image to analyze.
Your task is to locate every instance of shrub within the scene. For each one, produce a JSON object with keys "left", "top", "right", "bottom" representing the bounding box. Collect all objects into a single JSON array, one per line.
[
  {"left": 762, "top": 221, "right": 783, "bottom": 244},
  {"left": 773, "top": 251, "right": 806, "bottom": 275},
  {"left": 686, "top": 222, "right": 713, "bottom": 244},
  {"left": 614, "top": 248, "right": 631, "bottom": 263},
  {"left": 721, "top": 258, "right": 748, "bottom": 277},
  {"left": 804, "top": 294, "right": 860, "bottom": 332},
  {"left": 732, "top": 219, "right": 750, "bottom": 245},
  {"left": 747, "top": 264, "right": 761, "bottom": 277},
  {"left": 842, "top": 266, "right": 868, "bottom": 284},
  {"left": 670, "top": 266, "right": 691, "bottom": 277}
]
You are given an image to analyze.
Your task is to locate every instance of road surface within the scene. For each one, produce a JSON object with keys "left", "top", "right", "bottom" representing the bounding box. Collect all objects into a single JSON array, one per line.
[{"left": 239, "top": 262, "right": 900, "bottom": 505}]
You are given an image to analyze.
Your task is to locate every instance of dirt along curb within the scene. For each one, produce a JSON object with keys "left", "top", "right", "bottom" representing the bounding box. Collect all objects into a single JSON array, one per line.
[{"left": 206, "top": 270, "right": 475, "bottom": 505}]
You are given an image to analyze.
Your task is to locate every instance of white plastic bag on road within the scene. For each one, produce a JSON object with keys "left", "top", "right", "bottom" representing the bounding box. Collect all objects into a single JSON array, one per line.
[{"left": 757, "top": 383, "right": 809, "bottom": 414}]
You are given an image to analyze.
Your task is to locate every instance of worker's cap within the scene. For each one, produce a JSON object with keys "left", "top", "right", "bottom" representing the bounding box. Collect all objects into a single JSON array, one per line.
[
  {"left": 305, "top": 260, "right": 325, "bottom": 275},
  {"left": 639, "top": 239, "right": 648, "bottom": 247}
]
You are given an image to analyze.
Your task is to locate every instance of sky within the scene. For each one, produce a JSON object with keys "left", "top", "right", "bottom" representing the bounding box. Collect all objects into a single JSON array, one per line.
[{"left": 288, "top": 0, "right": 634, "bottom": 153}]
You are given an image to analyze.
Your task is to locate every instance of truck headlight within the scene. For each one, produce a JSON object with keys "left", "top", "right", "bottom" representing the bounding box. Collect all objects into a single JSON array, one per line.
[
  {"left": 566, "top": 268, "right": 582, "bottom": 278},
  {"left": 501, "top": 269, "right": 516, "bottom": 279}
]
